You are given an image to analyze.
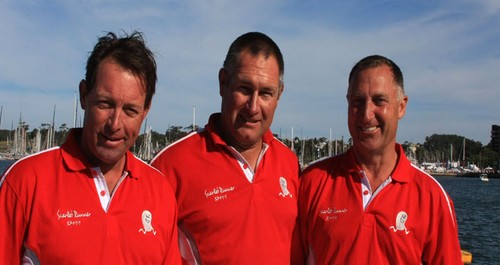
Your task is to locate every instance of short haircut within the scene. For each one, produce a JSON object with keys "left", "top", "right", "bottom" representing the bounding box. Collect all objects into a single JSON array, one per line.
[
  {"left": 84, "top": 31, "right": 157, "bottom": 108},
  {"left": 223, "top": 32, "right": 284, "bottom": 88},
  {"left": 348, "top": 55, "right": 404, "bottom": 97}
]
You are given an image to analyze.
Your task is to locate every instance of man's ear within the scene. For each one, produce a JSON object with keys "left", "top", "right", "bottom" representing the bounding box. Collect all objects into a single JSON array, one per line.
[
  {"left": 143, "top": 101, "right": 151, "bottom": 118},
  {"left": 218, "top": 68, "right": 227, "bottom": 97},
  {"left": 398, "top": 95, "right": 408, "bottom": 119},
  {"left": 79, "top": 79, "right": 88, "bottom": 110},
  {"left": 278, "top": 85, "right": 284, "bottom": 100}
]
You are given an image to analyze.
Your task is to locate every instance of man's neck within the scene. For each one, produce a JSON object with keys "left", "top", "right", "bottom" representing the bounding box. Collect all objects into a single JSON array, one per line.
[
  {"left": 238, "top": 143, "right": 263, "bottom": 171},
  {"left": 353, "top": 145, "right": 399, "bottom": 191}
]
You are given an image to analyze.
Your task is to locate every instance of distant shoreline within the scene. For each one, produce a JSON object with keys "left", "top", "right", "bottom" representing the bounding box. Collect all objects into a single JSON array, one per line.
[{"left": 432, "top": 172, "right": 500, "bottom": 179}]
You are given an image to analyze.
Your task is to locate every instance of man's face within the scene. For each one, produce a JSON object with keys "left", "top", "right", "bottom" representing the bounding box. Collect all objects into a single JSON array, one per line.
[
  {"left": 347, "top": 65, "right": 407, "bottom": 155},
  {"left": 218, "top": 50, "right": 282, "bottom": 151},
  {"left": 79, "top": 59, "right": 149, "bottom": 170}
]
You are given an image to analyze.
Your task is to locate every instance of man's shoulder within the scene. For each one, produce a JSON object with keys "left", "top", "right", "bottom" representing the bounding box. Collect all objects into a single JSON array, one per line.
[
  {"left": 269, "top": 137, "right": 298, "bottom": 158},
  {"left": 300, "top": 154, "right": 346, "bottom": 184},
  {"left": 6, "top": 147, "right": 61, "bottom": 172},
  {"left": 398, "top": 165, "right": 456, "bottom": 205},
  {"left": 1, "top": 148, "right": 62, "bottom": 188},
  {"left": 129, "top": 154, "right": 164, "bottom": 175},
  {"left": 155, "top": 131, "right": 204, "bottom": 157},
  {"left": 304, "top": 153, "right": 344, "bottom": 172}
]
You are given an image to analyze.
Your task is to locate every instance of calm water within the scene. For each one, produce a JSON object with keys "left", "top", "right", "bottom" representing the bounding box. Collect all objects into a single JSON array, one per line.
[
  {"left": 436, "top": 176, "right": 500, "bottom": 265},
  {"left": 1, "top": 160, "right": 15, "bottom": 176},
  {"left": 1, "top": 160, "right": 498, "bottom": 264}
]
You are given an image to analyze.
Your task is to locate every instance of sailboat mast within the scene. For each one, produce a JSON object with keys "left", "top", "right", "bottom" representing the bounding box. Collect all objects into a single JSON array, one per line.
[
  {"left": 329, "top": 128, "right": 332, "bottom": 157},
  {"left": 450, "top": 144, "right": 453, "bottom": 166},
  {"left": 192, "top": 105, "right": 196, "bottom": 132},
  {"left": 463, "top": 138, "right": 465, "bottom": 161},
  {"left": 51, "top": 105, "right": 56, "bottom": 148},
  {"left": 301, "top": 137, "right": 305, "bottom": 167},
  {"left": 73, "top": 92, "right": 78, "bottom": 128}
]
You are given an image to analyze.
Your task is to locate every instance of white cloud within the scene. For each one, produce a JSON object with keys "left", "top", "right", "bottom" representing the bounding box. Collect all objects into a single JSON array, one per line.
[{"left": 0, "top": 0, "right": 498, "bottom": 144}]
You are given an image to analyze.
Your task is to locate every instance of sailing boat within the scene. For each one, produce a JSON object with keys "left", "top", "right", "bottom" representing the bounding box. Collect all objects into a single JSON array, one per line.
[{"left": 137, "top": 120, "right": 154, "bottom": 162}]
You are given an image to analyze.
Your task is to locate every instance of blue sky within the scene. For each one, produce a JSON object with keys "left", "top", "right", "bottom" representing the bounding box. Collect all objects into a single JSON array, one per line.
[{"left": 1, "top": 0, "right": 499, "bottom": 145}]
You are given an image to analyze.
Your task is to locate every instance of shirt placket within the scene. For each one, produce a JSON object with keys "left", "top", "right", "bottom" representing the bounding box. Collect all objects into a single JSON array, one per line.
[{"left": 91, "top": 167, "right": 128, "bottom": 212}]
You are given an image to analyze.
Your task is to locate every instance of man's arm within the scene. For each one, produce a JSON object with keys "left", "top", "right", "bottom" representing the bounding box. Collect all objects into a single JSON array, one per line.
[{"left": 0, "top": 173, "right": 27, "bottom": 264}]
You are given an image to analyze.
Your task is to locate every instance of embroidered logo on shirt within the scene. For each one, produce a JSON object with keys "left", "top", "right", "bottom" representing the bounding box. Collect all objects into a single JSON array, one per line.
[
  {"left": 204, "top": 185, "right": 235, "bottom": 202},
  {"left": 389, "top": 211, "right": 410, "bottom": 234},
  {"left": 319, "top": 206, "right": 348, "bottom": 221},
  {"left": 279, "top": 176, "right": 292, "bottom": 198},
  {"left": 139, "top": 210, "right": 156, "bottom": 235},
  {"left": 56, "top": 209, "right": 92, "bottom": 226}
]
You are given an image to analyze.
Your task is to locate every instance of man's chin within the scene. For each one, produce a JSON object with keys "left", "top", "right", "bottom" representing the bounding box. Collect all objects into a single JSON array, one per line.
[
  {"left": 94, "top": 148, "right": 126, "bottom": 166},
  {"left": 234, "top": 134, "right": 262, "bottom": 148},
  {"left": 354, "top": 138, "right": 378, "bottom": 148}
]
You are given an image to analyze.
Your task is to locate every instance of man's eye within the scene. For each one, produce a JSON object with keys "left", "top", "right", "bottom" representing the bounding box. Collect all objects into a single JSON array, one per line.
[
  {"left": 237, "top": 86, "right": 252, "bottom": 95},
  {"left": 97, "top": 101, "right": 112, "bottom": 109},
  {"left": 260, "top": 90, "right": 274, "bottom": 97},
  {"left": 373, "top": 98, "right": 386, "bottom": 105},
  {"left": 124, "top": 108, "right": 139, "bottom": 117},
  {"left": 350, "top": 99, "right": 363, "bottom": 106}
]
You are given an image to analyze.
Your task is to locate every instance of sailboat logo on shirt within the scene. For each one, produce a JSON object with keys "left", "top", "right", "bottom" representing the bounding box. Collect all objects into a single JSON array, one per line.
[
  {"left": 279, "top": 177, "right": 292, "bottom": 198},
  {"left": 389, "top": 211, "right": 410, "bottom": 235},
  {"left": 139, "top": 210, "right": 157, "bottom": 235}
]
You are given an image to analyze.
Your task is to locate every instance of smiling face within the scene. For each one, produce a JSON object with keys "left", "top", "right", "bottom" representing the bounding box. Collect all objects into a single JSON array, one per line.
[
  {"left": 347, "top": 65, "right": 407, "bottom": 156},
  {"left": 79, "top": 59, "right": 149, "bottom": 171},
  {"left": 218, "top": 50, "right": 282, "bottom": 151}
]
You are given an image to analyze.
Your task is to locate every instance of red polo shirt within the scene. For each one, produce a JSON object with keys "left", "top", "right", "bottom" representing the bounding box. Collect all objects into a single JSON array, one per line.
[
  {"left": 296, "top": 144, "right": 462, "bottom": 264},
  {"left": 151, "top": 113, "right": 300, "bottom": 265},
  {"left": 0, "top": 129, "right": 181, "bottom": 264}
]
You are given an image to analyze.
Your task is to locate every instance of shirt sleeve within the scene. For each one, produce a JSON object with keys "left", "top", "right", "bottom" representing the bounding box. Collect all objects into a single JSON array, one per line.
[
  {"left": 422, "top": 190, "right": 463, "bottom": 264},
  {"left": 290, "top": 215, "right": 307, "bottom": 265},
  {"left": 0, "top": 173, "right": 27, "bottom": 264},
  {"left": 291, "top": 171, "right": 315, "bottom": 265},
  {"left": 161, "top": 216, "right": 182, "bottom": 265},
  {"left": 151, "top": 155, "right": 179, "bottom": 195}
]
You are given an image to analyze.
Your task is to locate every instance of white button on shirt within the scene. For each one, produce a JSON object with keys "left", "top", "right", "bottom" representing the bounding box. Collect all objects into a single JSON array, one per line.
[
  {"left": 91, "top": 167, "right": 128, "bottom": 212},
  {"left": 227, "top": 144, "right": 269, "bottom": 183},
  {"left": 359, "top": 171, "right": 392, "bottom": 209}
]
